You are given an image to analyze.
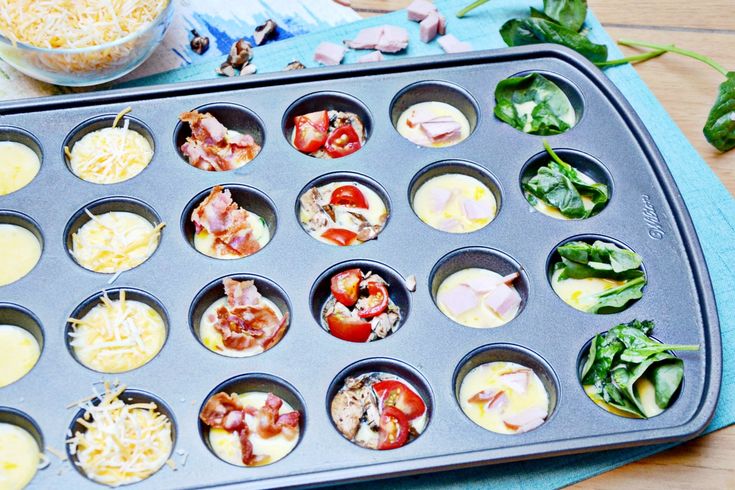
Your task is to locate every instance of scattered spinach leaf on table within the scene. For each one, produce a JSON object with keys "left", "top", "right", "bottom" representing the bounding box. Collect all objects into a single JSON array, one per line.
[
  {"left": 541, "top": 0, "right": 588, "bottom": 31},
  {"left": 500, "top": 18, "right": 608, "bottom": 63},
  {"left": 494, "top": 73, "right": 576, "bottom": 135},
  {"left": 580, "top": 319, "right": 699, "bottom": 418},
  {"left": 524, "top": 140, "right": 609, "bottom": 218}
]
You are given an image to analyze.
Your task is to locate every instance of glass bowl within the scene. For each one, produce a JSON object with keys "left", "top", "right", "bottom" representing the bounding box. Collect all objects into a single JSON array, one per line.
[{"left": 0, "top": 2, "right": 174, "bottom": 87}]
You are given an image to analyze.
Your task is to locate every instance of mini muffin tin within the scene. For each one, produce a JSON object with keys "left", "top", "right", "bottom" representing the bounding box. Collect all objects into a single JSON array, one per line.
[{"left": 0, "top": 46, "right": 721, "bottom": 489}]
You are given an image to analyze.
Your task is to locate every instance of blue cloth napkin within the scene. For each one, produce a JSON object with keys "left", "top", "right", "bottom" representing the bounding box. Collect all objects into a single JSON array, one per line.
[{"left": 121, "top": 1, "right": 735, "bottom": 487}]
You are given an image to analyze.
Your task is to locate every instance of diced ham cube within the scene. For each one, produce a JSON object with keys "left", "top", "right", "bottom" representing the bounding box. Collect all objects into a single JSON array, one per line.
[
  {"left": 406, "top": 106, "right": 436, "bottom": 127},
  {"left": 463, "top": 276, "right": 500, "bottom": 294},
  {"left": 420, "top": 116, "right": 462, "bottom": 142},
  {"left": 419, "top": 11, "right": 440, "bottom": 43},
  {"left": 436, "top": 218, "right": 461, "bottom": 232},
  {"left": 502, "top": 272, "right": 520, "bottom": 284},
  {"left": 499, "top": 370, "right": 530, "bottom": 394},
  {"left": 468, "top": 390, "right": 508, "bottom": 413},
  {"left": 345, "top": 26, "right": 384, "bottom": 50},
  {"left": 503, "top": 406, "right": 548, "bottom": 433},
  {"left": 357, "top": 51, "right": 385, "bottom": 63},
  {"left": 462, "top": 198, "right": 494, "bottom": 220},
  {"left": 430, "top": 187, "right": 452, "bottom": 212},
  {"left": 438, "top": 34, "right": 472, "bottom": 54},
  {"left": 438, "top": 14, "right": 447, "bottom": 35},
  {"left": 407, "top": 0, "right": 437, "bottom": 21},
  {"left": 483, "top": 283, "right": 521, "bottom": 317},
  {"left": 376, "top": 25, "right": 409, "bottom": 53},
  {"left": 438, "top": 284, "right": 478, "bottom": 316},
  {"left": 314, "top": 42, "right": 346, "bottom": 66}
]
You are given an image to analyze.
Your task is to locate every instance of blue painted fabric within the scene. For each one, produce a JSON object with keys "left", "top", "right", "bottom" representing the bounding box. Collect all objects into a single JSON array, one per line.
[{"left": 120, "top": 1, "right": 735, "bottom": 487}]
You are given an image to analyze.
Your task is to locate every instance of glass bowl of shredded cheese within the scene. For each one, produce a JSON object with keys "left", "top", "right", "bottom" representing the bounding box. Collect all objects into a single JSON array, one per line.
[{"left": 0, "top": 0, "right": 173, "bottom": 86}]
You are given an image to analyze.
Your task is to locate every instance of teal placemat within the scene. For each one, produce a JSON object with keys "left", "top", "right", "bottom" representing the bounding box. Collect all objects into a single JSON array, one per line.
[{"left": 122, "top": 1, "right": 735, "bottom": 487}]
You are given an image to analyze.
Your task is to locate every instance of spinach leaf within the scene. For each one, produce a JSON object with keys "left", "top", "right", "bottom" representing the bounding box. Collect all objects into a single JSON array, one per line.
[
  {"left": 619, "top": 39, "right": 734, "bottom": 152},
  {"left": 500, "top": 18, "right": 608, "bottom": 63},
  {"left": 557, "top": 240, "right": 643, "bottom": 276},
  {"left": 543, "top": 0, "right": 587, "bottom": 31},
  {"left": 584, "top": 276, "right": 646, "bottom": 314},
  {"left": 580, "top": 320, "right": 698, "bottom": 418},
  {"left": 494, "top": 73, "right": 575, "bottom": 135}
]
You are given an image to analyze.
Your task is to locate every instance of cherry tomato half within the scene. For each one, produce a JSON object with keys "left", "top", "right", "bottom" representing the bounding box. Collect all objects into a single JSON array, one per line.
[
  {"left": 330, "top": 268, "right": 363, "bottom": 307},
  {"left": 378, "top": 406, "right": 409, "bottom": 450},
  {"left": 356, "top": 282, "right": 389, "bottom": 318},
  {"left": 321, "top": 228, "right": 357, "bottom": 246},
  {"left": 329, "top": 185, "right": 369, "bottom": 209},
  {"left": 325, "top": 125, "right": 362, "bottom": 158},
  {"left": 325, "top": 311, "right": 372, "bottom": 342},
  {"left": 293, "top": 110, "right": 329, "bottom": 153},
  {"left": 373, "top": 380, "right": 426, "bottom": 420}
]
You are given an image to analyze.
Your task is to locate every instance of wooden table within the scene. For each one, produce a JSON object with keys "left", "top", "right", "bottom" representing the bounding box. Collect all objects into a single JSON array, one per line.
[{"left": 350, "top": 1, "right": 734, "bottom": 488}]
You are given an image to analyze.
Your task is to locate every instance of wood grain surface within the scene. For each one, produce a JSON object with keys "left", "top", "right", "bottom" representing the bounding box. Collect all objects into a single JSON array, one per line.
[{"left": 348, "top": 1, "right": 735, "bottom": 488}]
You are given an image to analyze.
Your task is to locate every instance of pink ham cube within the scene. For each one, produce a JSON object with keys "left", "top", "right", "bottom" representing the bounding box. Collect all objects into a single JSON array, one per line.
[
  {"left": 345, "top": 26, "right": 384, "bottom": 49},
  {"left": 462, "top": 198, "right": 494, "bottom": 220},
  {"left": 406, "top": 105, "right": 436, "bottom": 127},
  {"left": 314, "top": 42, "right": 346, "bottom": 66},
  {"left": 376, "top": 25, "right": 409, "bottom": 53},
  {"left": 357, "top": 51, "right": 385, "bottom": 63},
  {"left": 407, "top": 0, "right": 437, "bottom": 21},
  {"left": 464, "top": 276, "right": 501, "bottom": 294},
  {"left": 430, "top": 187, "right": 452, "bottom": 212},
  {"left": 438, "top": 34, "right": 472, "bottom": 54},
  {"left": 419, "top": 11, "right": 440, "bottom": 43},
  {"left": 503, "top": 406, "right": 548, "bottom": 433},
  {"left": 420, "top": 116, "right": 462, "bottom": 142},
  {"left": 499, "top": 370, "right": 530, "bottom": 394},
  {"left": 438, "top": 14, "right": 447, "bottom": 35},
  {"left": 438, "top": 284, "right": 478, "bottom": 316},
  {"left": 483, "top": 283, "right": 521, "bottom": 317}
]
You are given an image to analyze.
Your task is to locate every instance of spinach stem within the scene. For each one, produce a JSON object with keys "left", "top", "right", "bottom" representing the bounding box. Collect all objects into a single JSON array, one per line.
[
  {"left": 456, "top": 0, "right": 491, "bottom": 18},
  {"left": 618, "top": 39, "right": 728, "bottom": 77},
  {"left": 594, "top": 47, "right": 670, "bottom": 68},
  {"left": 656, "top": 345, "right": 700, "bottom": 351},
  {"left": 542, "top": 139, "right": 566, "bottom": 166}
]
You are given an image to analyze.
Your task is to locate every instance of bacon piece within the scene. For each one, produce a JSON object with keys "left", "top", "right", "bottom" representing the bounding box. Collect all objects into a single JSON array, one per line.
[
  {"left": 238, "top": 424, "right": 256, "bottom": 465},
  {"left": 224, "top": 278, "right": 261, "bottom": 307},
  {"left": 179, "top": 111, "right": 260, "bottom": 171},
  {"left": 200, "top": 392, "right": 243, "bottom": 428},
  {"left": 262, "top": 312, "right": 289, "bottom": 350},
  {"left": 255, "top": 393, "right": 300, "bottom": 439},
  {"left": 223, "top": 410, "right": 245, "bottom": 432}
]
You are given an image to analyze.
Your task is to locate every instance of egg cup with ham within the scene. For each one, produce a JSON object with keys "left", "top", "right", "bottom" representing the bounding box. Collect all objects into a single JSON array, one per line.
[
  {"left": 200, "top": 390, "right": 301, "bottom": 466},
  {"left": 396, "top": 101, "right": 471, "bottom": 148},
  {"left": 299, "top": 180, "right": 388, "bottom": 247},
  {"left": 330, "top": 372, "right": 428, "bottom": 450},
  {"left": 436, "top": 268, "right": 522, "bottom": 328},
  {"left": 189, "top": 186, "right": 271, "bottom": 260},
  {"left": 178, "top": 110, "right": 261, "bottom": 172},
  {"left": 196, "top": 277, "right": 288, "bottom": 357},
  {"left": 459, "top": 361, "right": 550, "bottom": 435}
]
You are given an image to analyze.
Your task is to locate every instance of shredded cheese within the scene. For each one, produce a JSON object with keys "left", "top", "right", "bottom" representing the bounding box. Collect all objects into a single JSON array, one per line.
[
  {"left": 68, "top": 290, "right": 166, "bottom": 373},
  {"left": 68, "top": 107, "right": 153, "bottom": 184},
  {"left": 0, "top": 1, "right": 168, "bottom": 49},
  {"left": 71, "top": 210, "right": 164, "bottom": 274},
  {"left": 67, "top": 382, "right": 173, "bottom": 487}
]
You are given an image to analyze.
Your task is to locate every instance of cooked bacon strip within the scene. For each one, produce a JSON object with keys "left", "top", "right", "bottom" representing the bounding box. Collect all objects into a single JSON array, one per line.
[
  {"left": 238, "top": 424, "right": 256, "bottom": 465},
  {"left": 180, "top": 111, "right": 261, "bottom": 171},
  {"left": 224, "top": 278, "right": 261, "bottom": 307},
  {"left": 200, "top": 392, "right": 243, "bottom": 428},
  {"left": 255, "top": 393, "right": 300, "bottom": 439},
  {"left": 191, "top": 186, "right": 262, "bottom": 257}
]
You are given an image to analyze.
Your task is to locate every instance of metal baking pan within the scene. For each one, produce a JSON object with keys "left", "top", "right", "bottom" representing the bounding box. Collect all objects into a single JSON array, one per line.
[{"left": 0, "top": 45, "right": 721, "bottom": 489}]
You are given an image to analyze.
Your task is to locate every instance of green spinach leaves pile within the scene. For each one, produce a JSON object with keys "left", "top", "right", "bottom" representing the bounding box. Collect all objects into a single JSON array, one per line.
[
  {"left": 524, "top": 140, "right": 609, "bottom": 217},
  {"left": 494, "top": 73, "right": 576, "bottom": 135},
  {"left": 581, "top": 320, "right": 699, "bottom": 418},
  {"left": 554, "top": 240, "right": 646, "bottom": 313}
]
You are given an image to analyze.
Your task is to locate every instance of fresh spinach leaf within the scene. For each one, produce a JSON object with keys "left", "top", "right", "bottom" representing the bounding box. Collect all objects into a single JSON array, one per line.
[
  {"left": 500, "top": 18, "right": 608, "bottom": 63},
  {"left": 650, "top": 359, "right": 685, "bottom": 409},
  {"left": 557, "top": 240, "right": 643, "bottom": 276},
  {"left": 584, "top": 276, "right": 646, "bottom": 314},
  {"left": 543, "top": 0, "right": 587, "bottom": 31},
  {"left": 494, "top": 73, "right": 575, "bottom": 135}
]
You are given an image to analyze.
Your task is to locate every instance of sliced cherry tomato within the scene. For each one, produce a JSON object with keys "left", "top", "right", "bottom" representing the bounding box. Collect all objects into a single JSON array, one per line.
[
  {"left": 293, "top": 111, "right": 329, "bottom": 153},
  {"left": 329, "top": 185, "right": 369, "bottom": 209},
  {"left": 330, "top": 268, "right": 363, "bottom": 307},
  {"left": 321, "top": 228, "right": 357, "bottom": 246},
  {"left": 373, "top": 380, "right": 426, "bottom": 420},
  {"left": 325, "top": 311, "right": 372, "bottom": 342},
  {"left": 378, "top": 406, "right": 409, "bottom": 450},
  {"left": 324, "top": 125, "right": 362, "bottom": 158},
  {"left": 356, "top": 282, "right": 389, "bottom": 318}
]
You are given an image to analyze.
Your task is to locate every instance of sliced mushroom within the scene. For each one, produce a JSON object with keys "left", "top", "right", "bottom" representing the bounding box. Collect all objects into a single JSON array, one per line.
[
  {"left": 240, "top": 64, "right": 257, "bottom": 76},
  {"left": 215, "top": 62, "right": 236, "bottom": 77},
  {"left": 190, "top": 29, "right": 210, "bottom": 55},
  {"left": 285, "top": 60, "right": 306, "bottom": 71},
  {"left": 228, "top": 39, "right": 252, "bottom": 69},
  {"left": 254, "top": 19, "right": 278, "bottom": 46}
]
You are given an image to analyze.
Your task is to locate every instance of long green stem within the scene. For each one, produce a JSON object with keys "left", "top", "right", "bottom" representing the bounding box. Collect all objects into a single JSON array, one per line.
[
  {"left": 543, "top": 139, "right": 566, "bottom": 166},
  {"left": 619, "top": 39, "right": 728, "bottom": 77},
  {"left": 595, "top": 47, "right": 670, "bottom": 68},
  {"left": 456, "top": 0, "right": 491, "bottom": 18}
]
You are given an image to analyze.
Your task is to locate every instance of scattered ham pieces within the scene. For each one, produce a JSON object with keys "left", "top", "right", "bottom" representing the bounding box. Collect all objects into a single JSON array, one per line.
[
  {"left": 499, "top": 370, "right": 530, "bottom": 394},
  {"left": 345, "top": 26, "right": 383, "bottom": 49},
  {"left": 314, "top": 41, "right": 346, "bottom": 65},
  {"left": 464, "top": 276, "right": 501, "bottom": 294},
  {"left": 438, "top": 14, "right": 447, "bottom": 35},
  {"left": 346, "top": 25, "right": 409, "bottom": 53},
  {"left": 357, "top": 51, "right": 385, "bottom": 63},
  {"left": 483, "top": 283, "right": 522, "bottom": 317},
  {"left": 503, "top": 406, "right": 548, "bottom": 433},
  {"left": 407, "top": 0, "right": 437, "bottom": 21},
  {"left": 468, "top": 390, "right": 508, "bottom": 413},
  {"left": 180, "top": 111, "right": 261, "bottom": 171},
  {"left": 438, "top": 34, "right": 472, "bottom": 53},
  {"left": 438, "top": 284, "right": 478, "bottom": 316},
  {"left": 437, "top": 217, "right": 462, "bottom": 232},
  {"left": 463, "top": 198, "right": 494, "bottom": 220},
  {"left": 191, "top": 186, "right": 262, "bottom": 257},
  {"left": 420, "top": 11, "right": 441, "bottom": 43},
  {"left": 430, "top": 187, "right": 453, "bottom": 212},
  {"left": 419, "top": 116, "right": 462, "bottom": 142}
]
